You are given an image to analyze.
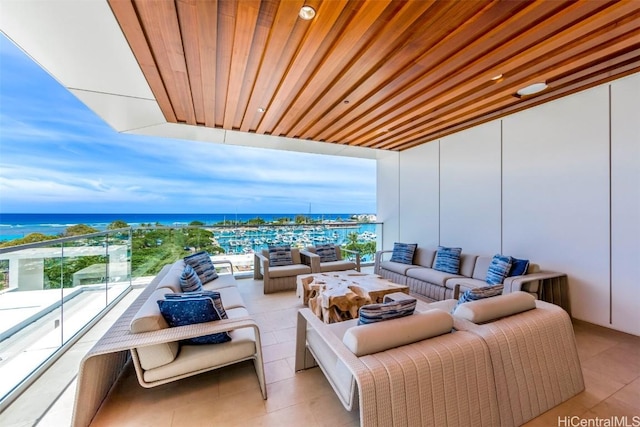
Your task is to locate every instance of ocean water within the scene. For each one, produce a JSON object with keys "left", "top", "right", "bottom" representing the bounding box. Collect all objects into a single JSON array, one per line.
[{"left": 0, "top": 213, "right": 375, "bottom": 241}]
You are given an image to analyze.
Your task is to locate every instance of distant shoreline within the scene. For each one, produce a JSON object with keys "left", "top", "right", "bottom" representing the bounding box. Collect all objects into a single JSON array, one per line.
[{"left": 0, "top": 213, "right": 377, "bottom": 241}]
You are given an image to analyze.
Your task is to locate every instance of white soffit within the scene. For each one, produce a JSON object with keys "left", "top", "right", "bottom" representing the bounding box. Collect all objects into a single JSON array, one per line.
[
  {"left": 0, "top": 0, "right": 153, "bottom": 99},
  {"left": 0, "top": 0, "right": 381, "bottom": 160},
  {"left": 69, "top": 89, "right": 166, "bottom": 133}
]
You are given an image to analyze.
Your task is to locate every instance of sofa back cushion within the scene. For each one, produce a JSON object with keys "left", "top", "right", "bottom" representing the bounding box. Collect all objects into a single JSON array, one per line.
[
  {"left": 343, "top": 309, "right": 454, "bottom": 356},
  {"left": 472, "top": 256, "right": 493, "bottom": 280},
  {"left": 454, "top": 291, "right": 536, "bottom": 323},
  {"left": 130, "top": 288, "right": 179, "bottom": 370},
  {"left": 413, "top": 247, "right": 436, "bottom": 268},
  {"left": 459, "top": 253, "right": 478, "bottom": 277},
  {"left": 155, "top": 261, "right": 185, "bottom": 293}
]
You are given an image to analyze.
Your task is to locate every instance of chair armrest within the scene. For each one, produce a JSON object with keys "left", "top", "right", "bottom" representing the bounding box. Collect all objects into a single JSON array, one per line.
[
  {"left": 212, "top": 260, "right": 234, "bottom": 275},
  {"left": 253, "top": 253, "right": 269, "bottom": 279},
  {"left": 129, "top": 316, "right": 258, "bottom": 349},
  {"left": 300, "top": 250, "right": 321, "bottom": 273},
  {"left": 503, "top": 271, "right": 566, "bottom": 293},
  {"left": 341, "top": 248, "right": 361, "bottom": 272},
  {"left": 374, "top": 250, "right": 393, "bottom": 274}
]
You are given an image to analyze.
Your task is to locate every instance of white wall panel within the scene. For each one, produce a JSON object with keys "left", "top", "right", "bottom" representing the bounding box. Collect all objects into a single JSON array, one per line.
[
  {"left": 611, "top": 74, "right": 640, "bottom": 336},
  {"left": 439, "top": 121, "right": 502, "bottom": 254},
  {"left": 376, "top": 151, "right": 400, "bottom": 250},
  {"left": 399, "top": 142, "right": 439, "bottom": 247},
  {"left": 502, "top": 87, "right": 610, "bottom": 326}
]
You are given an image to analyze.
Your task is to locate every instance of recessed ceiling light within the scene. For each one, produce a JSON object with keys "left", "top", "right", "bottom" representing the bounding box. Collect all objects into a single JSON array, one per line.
[
  {"left": 257, "top": 107, "right": 265, "bottom": 113},
  {"left": 491, "top": 74, "right": 503, "bottom": 81},
  {"left": 516, "top": 82, "right": 548, "bottom": 97},
  {"left": 299, "top": 5, "right": 316, "bottom": 20}
]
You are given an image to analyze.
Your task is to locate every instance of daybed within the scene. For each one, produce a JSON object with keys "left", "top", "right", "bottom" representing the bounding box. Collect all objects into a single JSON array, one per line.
[
  {"left": 375, "top": 246, "right": 569, "bottom": 311},
  {"left": 295, "top": 292, "right": 584, "bottom": 427},
  {"left": 71, "top": 257, "right": 266, "bottom": 427}
]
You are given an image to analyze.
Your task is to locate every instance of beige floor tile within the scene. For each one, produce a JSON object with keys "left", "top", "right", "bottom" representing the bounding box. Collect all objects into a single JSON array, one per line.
[
  {"left": 232, "top": 402, "right": 318, "bottom": 427},
  {"left": 262, "top": 340, "right": 296, "bottom": 364},
  {"left": 573, "top": 366, "right": 627, "bottom": 409},
  {"left": 581, "top": 343, "right": 640, "bottom": 385},
  {"left": 264, "top": 358, "right": 295, "bottom": 384}
]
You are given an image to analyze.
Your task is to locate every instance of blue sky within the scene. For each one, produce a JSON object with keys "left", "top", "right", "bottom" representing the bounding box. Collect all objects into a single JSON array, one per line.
[{"left": 0, "top": 34, "right": 376, "bottom": 215}]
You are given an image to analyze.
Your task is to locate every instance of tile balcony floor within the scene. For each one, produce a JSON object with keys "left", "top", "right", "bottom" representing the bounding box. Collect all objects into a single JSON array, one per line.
[{"left": 2, "top": 270, "right": 639, "bottom": 426}]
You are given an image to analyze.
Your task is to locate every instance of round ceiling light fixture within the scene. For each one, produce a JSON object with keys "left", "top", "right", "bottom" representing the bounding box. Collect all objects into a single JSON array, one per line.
[
  {"left": 299, "top": 5, "right": 316, "bottom": 20},
  {"left": 516, "top": 82, "right": 548, "bottom": 97}
]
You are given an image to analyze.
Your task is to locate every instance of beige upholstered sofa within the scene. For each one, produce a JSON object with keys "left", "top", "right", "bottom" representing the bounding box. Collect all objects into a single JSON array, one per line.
[
  {"left": 295, "top": 292, "right": 584, "bottom": 427},
  {"left": 128, "top": 259, "right": 267, "bottom": 397},
  {"left": 375, "top": 247, "right": 567, "bottom": 306},
  {"left": 254, "top": 247, "right": 312, "bottom": 293},
  {"left": 302, "top": 245, "right": 361, "bottom": 272}
]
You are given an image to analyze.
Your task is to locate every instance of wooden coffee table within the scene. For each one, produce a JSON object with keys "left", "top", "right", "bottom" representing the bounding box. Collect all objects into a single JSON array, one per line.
[{"left": 297, "top": 271, "right": 410, "bottom": 323}]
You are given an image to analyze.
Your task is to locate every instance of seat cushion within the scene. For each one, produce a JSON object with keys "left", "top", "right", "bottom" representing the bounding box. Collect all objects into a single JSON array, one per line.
[
  {"left": 379, "top": 260, "right": 415, "bottom": 275},
  {"left": 405, "top": 266, "right": 462, "bottom": 287},
  {"left": 268, "top": 263, "right": 312, "bottom": 278},
  {"left": 319, "top": 260, "right": 356, "bottom": 272}
]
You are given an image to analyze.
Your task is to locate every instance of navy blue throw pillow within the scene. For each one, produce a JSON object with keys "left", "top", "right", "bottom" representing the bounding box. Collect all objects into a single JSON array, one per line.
[
  {"left": 158, "top": 297, "right": 231, "bottom": 344},
  {"left": 163, "top": 290, "right": 228, "bottom": 320},
  {"left": 508, "top": 258, "right": 530, "bottom": 277}
]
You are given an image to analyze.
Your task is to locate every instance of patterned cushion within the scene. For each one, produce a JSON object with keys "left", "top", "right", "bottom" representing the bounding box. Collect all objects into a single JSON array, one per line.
[
  {"left": 389, "top": 242, "right": 417, "bottom": 264},
  {"left": 316, "top": 244, "right": 338, "bottom": 262},
  {"left": 508, "top": 257, "right": 530, "bottom": 277},
  {"left": 163, "top": 290, "right": 228, "bottom": 319},
  {"left": 268, "top": 245, "right": 293, "bottom": 266},
  {"left": 157, "top": 297, "right": 231, "bottom": 344},
  {"left": 184, "top": 251, "right": 219, "bottom": 283},
  {"left": 453, "top": 284, "right": 505, "bottom": 313},
  {"left": 486, "top": 254, "right": 513, "bottom": 285},
  {"left": 433, "top": 246, "right": 462, "bottom": 274},
  {"left": 179, "top": 264, "right": 203, "bottom": 292},
  {"left": 358, "top": 298, "right": 417, "bottom": 325}
]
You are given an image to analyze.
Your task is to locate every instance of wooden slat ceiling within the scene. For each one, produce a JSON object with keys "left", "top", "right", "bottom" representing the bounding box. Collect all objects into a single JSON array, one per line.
[{"left": 108, "top": 0, "right": 640, "bottom": 151}]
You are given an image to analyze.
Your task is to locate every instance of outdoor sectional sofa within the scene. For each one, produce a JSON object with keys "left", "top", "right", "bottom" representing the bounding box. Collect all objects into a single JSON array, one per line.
[
  {"left": 295, "top": 292, "right": 585, "bottom": 427},
  {"left": 374, "top": 246, "right": 569, "bottom": 310}
]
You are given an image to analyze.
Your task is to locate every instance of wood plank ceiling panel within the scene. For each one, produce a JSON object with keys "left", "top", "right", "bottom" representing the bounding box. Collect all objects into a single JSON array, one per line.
[{"left": 108, "top": 0, "right": 640, "bottom": 151}]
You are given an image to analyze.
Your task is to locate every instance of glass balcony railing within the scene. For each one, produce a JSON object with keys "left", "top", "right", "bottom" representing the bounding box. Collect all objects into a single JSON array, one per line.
[
  {"left": 0, "top": 229, "right": 132, "bottom": 409},
  {"left": 0, "top": 221, "right": 382, "bottom": 409}
]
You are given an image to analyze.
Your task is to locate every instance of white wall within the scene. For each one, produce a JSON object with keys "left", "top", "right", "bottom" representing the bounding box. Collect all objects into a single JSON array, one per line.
[
  {"left": 611, "top": 75, "right": 640, "bottom": 333},
  {"left": 376, "top": 150, "right": 400, "bottom": 250},
  {"left": 379, "top": 73, "right": 640, "bottom": 335}
]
